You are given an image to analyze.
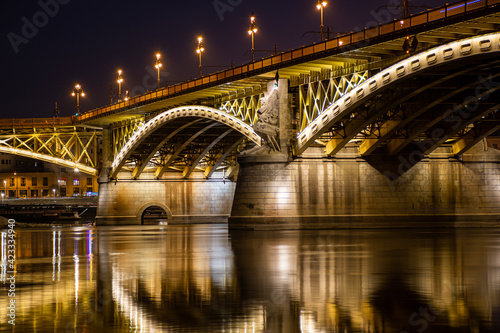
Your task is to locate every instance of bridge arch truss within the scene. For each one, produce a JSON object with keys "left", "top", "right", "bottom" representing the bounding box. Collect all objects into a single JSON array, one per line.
[
  {"left": 110, "top": 106, "right": 262, "bottom": 179},
  {"left": 295, "top": 33, "right": 500, "bottom": 158}
]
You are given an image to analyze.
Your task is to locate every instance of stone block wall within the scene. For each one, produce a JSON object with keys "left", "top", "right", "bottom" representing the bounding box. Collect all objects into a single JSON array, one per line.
[
  {"left": 96, "top": 172, "right": 236, "bottom": 225},
  {"left": 229, "top": 146, "right": 500, "bottom": 229}
]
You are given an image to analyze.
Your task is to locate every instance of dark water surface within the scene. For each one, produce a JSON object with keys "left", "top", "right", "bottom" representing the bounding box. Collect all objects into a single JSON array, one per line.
[{"left": 1, "top": 224, "right": 500, "bottom": 332}]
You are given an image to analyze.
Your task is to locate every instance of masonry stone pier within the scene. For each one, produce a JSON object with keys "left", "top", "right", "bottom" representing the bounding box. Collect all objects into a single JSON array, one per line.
[
  {"left": 96, "top": 172, "right": 235, "bottom": 225},
  {"left": 228, "top": 144, "right": 500, "bottom": 229}
]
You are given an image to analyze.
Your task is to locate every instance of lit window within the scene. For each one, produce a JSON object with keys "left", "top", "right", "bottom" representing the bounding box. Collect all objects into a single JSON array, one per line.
[{"left": 74, "top": 178, "right": 79, "bottom": 186}]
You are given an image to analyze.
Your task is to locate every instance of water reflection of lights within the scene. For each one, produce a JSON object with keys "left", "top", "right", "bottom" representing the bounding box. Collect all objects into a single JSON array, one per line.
[
  {"left": 108, "top": 226, "right": 265, "bottom": 332},
  {"left": 87, "top": 229, "right": 94, "bottom": 280},
  {"left": 112, "top": 266, "right": 265, "bottom": 333},
  {"left": 74, "top": 250, "right": 79, "bottom": 304},
  {"left": 1, "top": 232, "right": 6, "bottom": 262},
  {"left": 1, "top": 232, "right": 6, "bottom": 282},
  {"left": 274, "top": 244, "right": 294, "bottom": 285},
  {"left": 112, "top": 265, "right": 166, "bottom": 332},
  {"left": 300, "top": 310, "right": 325, "bottom": 333},
  {"left": 52, "top": 230, "right": 61, "bottom": 281}
]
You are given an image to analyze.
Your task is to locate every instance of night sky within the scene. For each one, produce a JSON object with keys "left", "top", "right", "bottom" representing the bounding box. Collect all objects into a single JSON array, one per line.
[{"left": 2, "top": 0, "right": 448, "bottom": 119}]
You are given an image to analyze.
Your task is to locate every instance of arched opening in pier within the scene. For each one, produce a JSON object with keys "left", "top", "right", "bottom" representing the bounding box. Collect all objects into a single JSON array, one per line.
[{"left": 141, "top": 206, "right": 168, "bottom": 225}]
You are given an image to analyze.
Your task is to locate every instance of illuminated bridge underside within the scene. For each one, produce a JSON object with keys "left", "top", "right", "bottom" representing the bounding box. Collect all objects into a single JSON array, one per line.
[
  {"left": 0, "top": 127, "right": 99, "bottom": 175},
  {"left": 296, "top": 33, "right": 500, "bottom": 157},
  {"left": 110, "top": 106, "right": 262, "bottom": 179}
]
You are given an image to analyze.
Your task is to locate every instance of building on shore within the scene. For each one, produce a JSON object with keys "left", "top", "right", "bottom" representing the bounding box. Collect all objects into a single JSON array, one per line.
[{"left": 0, "top": 153, "right": 98, "bottom": 198}]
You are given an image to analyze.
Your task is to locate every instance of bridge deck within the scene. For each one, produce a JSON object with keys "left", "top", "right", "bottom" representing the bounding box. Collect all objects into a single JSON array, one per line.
[{"left": 71, "top": 0, "right": 500, "bottom": 127}]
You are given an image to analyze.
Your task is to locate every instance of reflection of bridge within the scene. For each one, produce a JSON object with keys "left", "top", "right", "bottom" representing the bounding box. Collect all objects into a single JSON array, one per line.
[
  {"left": 2, "top": 0, "right": 500, "bottom": 227},
  {"left": 3, "top": 226, "right": 499, "bottom": 332}
]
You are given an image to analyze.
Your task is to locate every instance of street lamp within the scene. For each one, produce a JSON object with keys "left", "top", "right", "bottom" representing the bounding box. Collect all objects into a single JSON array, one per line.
[
  {"left": 3, "top": 180, "right": 6, "bottom": 198},
  {"left": 196, "top": 37, "right": 204, "bottom": 77},
  {"left": 248, "top": 12, "right": 258, "bottom": 62},
  {"left": 316, "top": 0, "right": 328, "bottom": 42},
  {"left": 53, "top": 188, "right": 56, "bottom": 197},
  {"left": 117, "top": 69, "right": 124, "bottom": 102},
  {"left": 155, "top": 53, "right": 162, "bottom": 89},
  {"left": 1, "top": 192, "right": 4, "bottom": 202},
  {"left": 71, "top": 84, "right": 85, "bottom": 116}
]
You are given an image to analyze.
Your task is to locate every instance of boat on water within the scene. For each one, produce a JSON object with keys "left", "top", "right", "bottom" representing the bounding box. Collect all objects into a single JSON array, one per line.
[
  {"left": 0, "top": 206, "right": 88, "bottom": 223},
  {"left": 58, "top": 209, "right": 81, "bottom": 221}
]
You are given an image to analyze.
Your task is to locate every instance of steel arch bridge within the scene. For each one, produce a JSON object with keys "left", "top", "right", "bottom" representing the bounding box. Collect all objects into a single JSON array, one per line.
[
  {"left": 1, "top": 1, "right": 500, "bottom": 180},
  {"left": 109, "top": 106, "right": 262, "bottom": 179},
  {"left": 295, "top": 32, "right": 500, "bottom": 159}
]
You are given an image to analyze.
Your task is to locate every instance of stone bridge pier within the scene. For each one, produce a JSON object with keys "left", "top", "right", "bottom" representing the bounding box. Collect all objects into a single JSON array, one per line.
[
  {"left": 96, "top": 173, "right": 236, "bottom": 225},
  {"left": 228, "top": 144, "right": 500, "bottom": 229}
]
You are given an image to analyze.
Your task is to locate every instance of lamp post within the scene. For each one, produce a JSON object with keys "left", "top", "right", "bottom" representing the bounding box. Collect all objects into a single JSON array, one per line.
[
  {"left": 53, "top": 188, "right": 56, "bottom": 197},
  {"left": 117, "top": 69, "right": 123, "bottom": 102},
  {"left": 196, "top": 37, "right": 204, "bottom": 77},
  {"left": 316, "top": 0, "right": 328, "bottom": 42},
  {"left": 4, "top": 180, "right": 6, "bottom": 198},
  {"left": 155, "top": 53, "right": 162, "bottom": 89},
  {"left": 1, "top": 192, "right": 4, "bottom": 202},
  {"left": 248, "top": 12, "right": 258, "bottom": 62},
  {"left": 71, "top": 84, "right": 85, "bottom": 116},
  {"left": 58, "top": 179, "right": 60, "bottom": 197}
]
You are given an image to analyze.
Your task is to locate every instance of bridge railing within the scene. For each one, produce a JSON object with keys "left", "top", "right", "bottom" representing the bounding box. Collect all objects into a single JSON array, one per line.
[
  {"left": 0, "top": 117, "right": 73, "bottom": 129},
  {"left": 78, "top": 0, "right": 500, "bottom": 123}
]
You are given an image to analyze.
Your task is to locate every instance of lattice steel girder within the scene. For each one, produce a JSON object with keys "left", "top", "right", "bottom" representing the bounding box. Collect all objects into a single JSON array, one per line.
[
  {"left": 386, "top": 82, "right": 500, "bottom": 155},
  {"left": 298, "top": 71, "right": 369, "bottom": 133},
  {"left": 154, "top": 123, "right": 219, "bottom": 178},
  {"left": 0, "top": 129, "right": 99, "bottom": 170},
  {"left": 130, "top": 119, "right": 203, "bottom": 179},
  {"left": 324, "top": 71, "right": 458, "bottom": 156},
  {"left": 377, "top": 78, "right": 493, "bottom": 155},
  {"left": 417, "top": 103, "right": 500, "bottom": 155},
  {"left": 325, "top": 96, "right": 397, "bottom": 156},
  {"left": 111, "top": 118, "right": 144, "bottom": 158},
  {"left": 204, "top": 137, "right": 245, "bottom": 178},
  {"left": 296, "top": 34, "right": 500, "bottom": 156},
  {"left": 111, "top": 106, "right": 262, "bottom": 179},
  {"left": 182, "top": 128, "right": 234, "bottom": 178},
  {"left": 358, "top": 120, "right": 403, "bottom": 156},
  {"left": 452, "top": 120, "right": 500, "bottom": 155},
  {"left": 218, "top": 93, "right": 264, "bottom": 125}
]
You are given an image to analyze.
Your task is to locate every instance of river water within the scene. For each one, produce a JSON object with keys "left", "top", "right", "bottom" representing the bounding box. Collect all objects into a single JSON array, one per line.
[{"left": 1, "top": 224, "right": 500, "bottom": 332}]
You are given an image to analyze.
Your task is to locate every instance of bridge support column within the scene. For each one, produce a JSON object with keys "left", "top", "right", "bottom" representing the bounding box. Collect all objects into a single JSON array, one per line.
[
  {"left": 229, "top": 145, "right": 500, "bottom": 230},
  {"left": 98, "top": 129, "right": 113, "bottom": 184},
  {"left": 229, "top": 77, "right": 300, "bottom": 228},
  {"left": 96, "top": 172, "right": 236, "bottom": 225},
  {"left": 229, "top": 154, "right": 299, "bottom": 228}
]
